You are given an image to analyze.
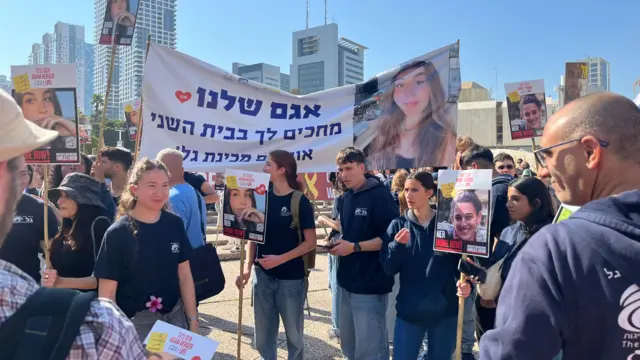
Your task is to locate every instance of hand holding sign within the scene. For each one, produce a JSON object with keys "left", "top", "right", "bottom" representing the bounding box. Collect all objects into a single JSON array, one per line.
[{"left": 395, "top": 228, "right": 410, "bottom": 245}]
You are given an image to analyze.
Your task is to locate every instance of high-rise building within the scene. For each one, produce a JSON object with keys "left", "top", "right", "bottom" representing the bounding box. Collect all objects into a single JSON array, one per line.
[
  {"left": 28, "top": 44, "right": 44, "bottom": 65},
  {"left": 84, "top": 43, "right": 95, "bottom": 114},
  {"left": 93, "top": 0, "right": 178, "bottom": 120},
  {"left": 0, "top": 75, "right": 12, "bottom": 93},
  {"left": 280, "top": 73, "right": 290, "bottom": 92},
  {"left": 232, "top": 62, "right": 290, "bottom": 91},
  {"left": 26, "top": 22, "right": 89, "bottom": 113},
  {"left": 578, "top": 57, "right": 610, "bottom": 91},
  {"left": 290, "top": 23, "right": 366, "bottom": 94}
]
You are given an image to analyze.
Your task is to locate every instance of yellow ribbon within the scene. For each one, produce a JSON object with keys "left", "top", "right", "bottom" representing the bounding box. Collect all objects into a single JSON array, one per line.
[{"left": 304, "top": 173, "right": 319, "bottom": 200}]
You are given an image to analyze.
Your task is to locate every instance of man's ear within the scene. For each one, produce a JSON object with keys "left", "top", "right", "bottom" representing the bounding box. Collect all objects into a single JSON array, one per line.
[{"left": 581, "top": 136, "right": 602, "bottom": 170}]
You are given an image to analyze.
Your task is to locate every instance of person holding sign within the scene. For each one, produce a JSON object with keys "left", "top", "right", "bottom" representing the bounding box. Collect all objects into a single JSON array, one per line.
[
  {"left": 366, "top": 61, "right": 456, "bottom": 170},
  {"left": 0, "top": 88, "right": 148, "bottom": 359},
  {"left": 480, "top": 93, "right": 640, "bottom": 359},
  {"left": 235, "top": 150, "right": 316, "bottom": 360},
  {"left": 381, "top": 171, "right": 471, "bottom": 360},
  {"left": 468, "top": 177, "right": 554, "bottom": 325},
  {"left": 41, "top": 173, "right": 112, "bottom": 290},
  {"left": 94, "top": 158, "right": 198, "bottom": 340}
]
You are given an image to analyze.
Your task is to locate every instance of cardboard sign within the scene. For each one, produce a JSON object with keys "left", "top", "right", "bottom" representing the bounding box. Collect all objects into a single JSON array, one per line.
[
  {"left": 222, "top": 169, "right": 270, "bottom": 243},
  {"left": 143, "top": 321, "right": 219, "bottom": 360},
  {"left": 434, "top": 169, "right": 493, "bottom": 257}
]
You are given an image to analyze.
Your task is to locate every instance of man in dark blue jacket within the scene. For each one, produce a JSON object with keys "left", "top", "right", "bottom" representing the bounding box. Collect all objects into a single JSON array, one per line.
[
  {"left": 329, "top": 147, "right": 399, "bottom": 360},
  {"left": 481, "top": 93, "right": 640, "bottom": 359}
]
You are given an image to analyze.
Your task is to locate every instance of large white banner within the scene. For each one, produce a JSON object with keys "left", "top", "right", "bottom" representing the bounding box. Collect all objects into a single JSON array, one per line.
[
  {"left": 140, "top": 43, "right": 353, "bottom": 173},
  {"left": 140, "top": 42, "right": 461, "bottom": 172}
]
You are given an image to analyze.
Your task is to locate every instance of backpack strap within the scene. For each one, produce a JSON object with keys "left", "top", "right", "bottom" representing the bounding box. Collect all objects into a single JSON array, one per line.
[
  {"left": 91, "top": 216, "right": 111, "bottom": 261},
  {"left": 290, "top": 190, "right": 304, "bottom": 245},
  {"left": 0, "top": 287, "right": 97, "bottom": 360}
]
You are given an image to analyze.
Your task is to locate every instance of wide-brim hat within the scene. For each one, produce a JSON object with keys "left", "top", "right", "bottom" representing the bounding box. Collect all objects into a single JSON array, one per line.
[
  {"left": 0, "top": 89, "right": 58, "bottom": 162},
  {"left": 49, "top": 173, "right": 106, "bottom": 209}
]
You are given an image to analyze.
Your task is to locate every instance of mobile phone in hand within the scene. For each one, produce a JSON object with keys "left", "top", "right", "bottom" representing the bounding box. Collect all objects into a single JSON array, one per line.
[
  {"left": 318, "top": 242, "right": 337, "bottom": 249},
  {"left": 458, "top": 258, "right": 487, "bottom": 283}
]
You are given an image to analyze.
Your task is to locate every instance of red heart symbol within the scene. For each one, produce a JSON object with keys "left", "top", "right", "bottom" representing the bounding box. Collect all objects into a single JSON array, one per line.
[
  {"left": 255, "top": 184, "right": 266, "bottom": 195},
  {"left": 175, "top": 91, "right": 192, "bottom": 104},
  {"left": 191, "top": 357, "right": 201, "bottom": 360}
]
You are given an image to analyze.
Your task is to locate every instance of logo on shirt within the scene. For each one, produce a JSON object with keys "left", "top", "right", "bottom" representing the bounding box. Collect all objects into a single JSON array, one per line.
[
  {"left": 281, "top": 206, "right": 291, "bottom": 216},
  {"left": 354, "top": 208, "right": 368, "bottom": 216},
  {"left": 13, "top": 215, "right": 33, "bottom": 224},
  {"left": 170, "top": 242, "right": 180, "bottom": 254},
  {"left": 619, "top": 284, "right": 640, "bottom": 332}
]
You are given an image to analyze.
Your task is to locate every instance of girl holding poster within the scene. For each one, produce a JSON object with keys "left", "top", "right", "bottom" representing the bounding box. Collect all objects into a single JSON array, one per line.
[
  {"left": 367, "top": 60, "right": 456, "bottom": 169},
  {"left": 380, "top": 171, "right": 471, "bottom": 360},
  {"left": 471, "top": 177, "right": 554, "bottom": 334},
  {"left": 235, "top": 150, "right": 316, "bottom": 360}
]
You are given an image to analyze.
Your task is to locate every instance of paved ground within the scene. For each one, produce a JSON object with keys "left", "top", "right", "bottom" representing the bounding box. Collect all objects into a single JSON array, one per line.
[{"left": 197, "top": 253, "right": 344, "bottom": 360}]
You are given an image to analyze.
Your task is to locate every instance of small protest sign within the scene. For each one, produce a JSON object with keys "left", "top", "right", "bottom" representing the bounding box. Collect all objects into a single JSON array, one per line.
[
  {"left": 222, "top": 169, "right": 270, "bottom": 243},
  {"left": 143, "top": 320, "right": 219, "bottom": 360}
]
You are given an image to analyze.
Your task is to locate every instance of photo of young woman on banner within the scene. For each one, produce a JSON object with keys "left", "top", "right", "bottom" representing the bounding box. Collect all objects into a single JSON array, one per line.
[
  {"left": 123, "top": 99, "right": 141, "bottom": 141},
  {"left": 98, "top": 0, "right": 140, "bottom": 46},
  {"left": 11, "top": 64, "right": 80, "bottom": 164},
  {"left": 222, "top": 169, "right": 270, "bottom": 243},
  {"left": 354, "top": 42, "right": 461, "bottom": 169},
  {"left": 434, "top": 169, "right": 492, "bottom": 257},
  {"left": 504, "top": 79, "right": 548, "bottom": 140}
]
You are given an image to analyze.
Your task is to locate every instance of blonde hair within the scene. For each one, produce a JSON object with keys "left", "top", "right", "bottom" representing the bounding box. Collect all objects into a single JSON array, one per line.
[
  {"left": 118, "top": 158, "right": 170, "bottom": 233},
  {"left": 391, "top": 169, "right": 409, "bottom": 193}
]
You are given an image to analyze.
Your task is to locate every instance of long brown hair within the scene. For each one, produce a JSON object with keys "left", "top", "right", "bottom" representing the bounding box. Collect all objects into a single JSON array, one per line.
[
  {"left": 118, "top": 157, "right": 169, "bottom": 234},
  {"left": 368, "top": 61, "right": 456, "bottom": 169},
  {"left": 268, "top": 150, "right": 304, "bottom": 191}
]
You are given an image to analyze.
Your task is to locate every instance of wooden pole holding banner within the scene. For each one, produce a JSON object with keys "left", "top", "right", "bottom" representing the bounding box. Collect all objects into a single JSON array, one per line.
[
  {"left": 236, "top": 239, "right": 247, "bottom": 359},
  {"left": 133, "top": 34, "right": 152, "bottom": 162},
  {"left": 99, "top": 42, "right": 117, "bottom": 149},
  {"left": 531, "top": 138, "right": 541, "bottom": 169},
  {"left": 454, "top": 253, "right": 468, "bottom": 360},
  {"left": 42, "top": 165, "right": 52, "bottom": 269}
]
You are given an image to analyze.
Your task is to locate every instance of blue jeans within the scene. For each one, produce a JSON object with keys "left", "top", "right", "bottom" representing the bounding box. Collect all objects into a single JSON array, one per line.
[
  {"left": 252, "top": 267, "right": 305, "bottom": 360},
  {"left": 338, "top": 286, "right": 389, "bottom": 360},
  {"left": 394, "top": 316, "right": 457, "bottom": 360},
  {"left": 328, "top": 254, "right": 340, "bottom": 332},
  {"left": 462, "top": 287, "right": 477, "bottom": 353}
]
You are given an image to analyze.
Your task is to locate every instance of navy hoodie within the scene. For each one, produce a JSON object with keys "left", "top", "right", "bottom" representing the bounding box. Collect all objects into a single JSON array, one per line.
[
  {"left": 338, "top": 175, "right": 399, "bottom": 294},
  {"left": 381, "top": 210, "right": 460, "bottom": 327},
  {"left": 480, "top": 190, "right": 640, "bottom": 360}
]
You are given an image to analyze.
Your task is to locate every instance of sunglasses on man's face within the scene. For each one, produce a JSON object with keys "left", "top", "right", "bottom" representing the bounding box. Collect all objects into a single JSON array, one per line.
[{"left": 497, "top": 164, "right": 514, "bottom": 170}]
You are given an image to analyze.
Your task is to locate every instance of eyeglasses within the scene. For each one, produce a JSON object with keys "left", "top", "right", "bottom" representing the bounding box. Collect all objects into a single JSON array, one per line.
[
  {"left": 534, "top": 138, "right": 609, "bottom": 168},
  {"left": 496, "top": 164, "right": 514, "bottom": 170}
]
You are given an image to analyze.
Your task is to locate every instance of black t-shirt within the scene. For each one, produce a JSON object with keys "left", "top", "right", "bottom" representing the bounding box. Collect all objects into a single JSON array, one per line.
[
  {"left": 0, "top": 194, "right": 58, "bottom": 282},
  {"left": 50, "top": 217, "right": 111, "bottom": 279},
  {"left": 93, "top": 210, "right": 192, "bottom": 318},
  {"left": 256, "top": 190, "right": 315, "bottom": 280},
  {"left": 184, "top": 172, "right": 207, "bottom": 197}
]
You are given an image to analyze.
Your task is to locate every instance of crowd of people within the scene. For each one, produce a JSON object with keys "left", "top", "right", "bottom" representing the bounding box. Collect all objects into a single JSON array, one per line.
[{"left": 1, "top": 87, "right": 640, "bottom": 360}]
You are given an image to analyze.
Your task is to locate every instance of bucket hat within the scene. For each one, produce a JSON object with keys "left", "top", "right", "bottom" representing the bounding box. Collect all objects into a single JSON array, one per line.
[{"left": 49, "top": 173, "right": 106, "bottom": 209}]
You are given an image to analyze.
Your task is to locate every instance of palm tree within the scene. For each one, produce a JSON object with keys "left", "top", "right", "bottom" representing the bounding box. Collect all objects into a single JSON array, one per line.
[{"left": 91, "top": 94, "right": 104, "bottom": 123}]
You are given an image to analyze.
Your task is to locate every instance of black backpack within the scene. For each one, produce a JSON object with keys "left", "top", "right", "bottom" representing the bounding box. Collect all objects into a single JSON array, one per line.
[{"left": 0, "top": 287, "right": 96, "bottom": 360}]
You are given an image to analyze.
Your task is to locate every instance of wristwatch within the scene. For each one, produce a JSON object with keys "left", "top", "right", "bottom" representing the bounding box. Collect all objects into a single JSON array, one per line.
[{"left": 353, "top": 242, "right": 361, "bottom": 252}]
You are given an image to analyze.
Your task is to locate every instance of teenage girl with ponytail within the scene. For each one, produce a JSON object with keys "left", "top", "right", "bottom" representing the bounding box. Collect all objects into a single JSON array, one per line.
[
  {"left": 94, "top": 158, "right": 198, "bottom": 340},
  {"left": 235, "top": 150, "right": 317, "bottom": 360}
]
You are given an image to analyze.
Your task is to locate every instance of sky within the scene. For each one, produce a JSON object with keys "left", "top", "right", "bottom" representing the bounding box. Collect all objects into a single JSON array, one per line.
[{"left": 0, "top": 0, "right": 638, "bottom": 100}]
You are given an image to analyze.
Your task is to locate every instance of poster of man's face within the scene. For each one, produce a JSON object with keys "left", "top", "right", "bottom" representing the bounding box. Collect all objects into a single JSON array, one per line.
[{"left": 564, "top": 62, "right": 587, "bottom": 105}]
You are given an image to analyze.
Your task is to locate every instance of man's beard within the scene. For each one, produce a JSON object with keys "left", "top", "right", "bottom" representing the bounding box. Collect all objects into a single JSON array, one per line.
[{"left": 0, "top": 174, "right": 21, "bottom": 249}]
